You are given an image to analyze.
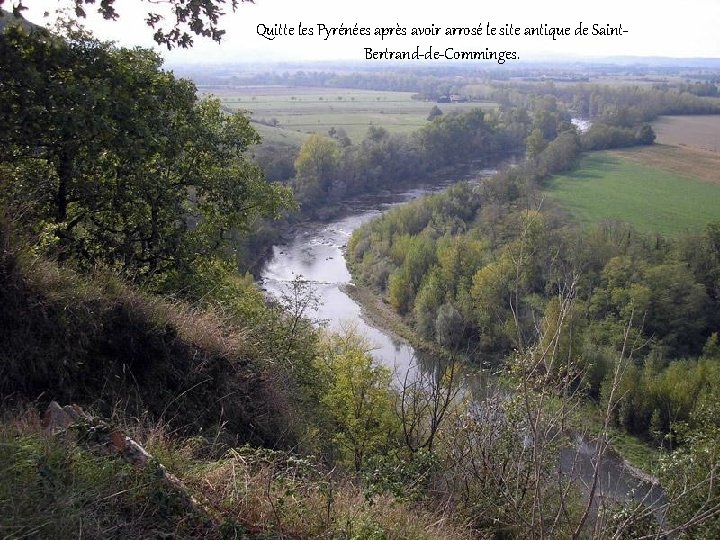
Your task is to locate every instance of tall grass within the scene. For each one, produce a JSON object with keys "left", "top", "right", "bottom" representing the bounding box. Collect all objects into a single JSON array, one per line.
[
  {"left": 0, "top": 411, "right": 473, "bottom": 540},
  {"left": 0, "top": 224, "right": 293, "bottom": 448}
]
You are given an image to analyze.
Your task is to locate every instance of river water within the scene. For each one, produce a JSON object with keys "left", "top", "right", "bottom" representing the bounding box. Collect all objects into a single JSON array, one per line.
[
  {"left": 260, "top": 199, "right": 413, "bottom": 375},
  {"left": 259, "top": 170, "right": 666, "bottom": 518},
  {"left": 259, "top": 179, "right": 478, "bottom": 377}
]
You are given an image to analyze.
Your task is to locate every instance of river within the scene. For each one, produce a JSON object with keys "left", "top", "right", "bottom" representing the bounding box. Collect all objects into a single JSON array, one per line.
[
  {"left": 259, "top": 177, "right": 485, "bottom": 376},
  {"left": 258, "top": 169, "right": 666, "bottom": 519},
  {"left": 260, "top": 198, "right": 414, "bottom": 375}
]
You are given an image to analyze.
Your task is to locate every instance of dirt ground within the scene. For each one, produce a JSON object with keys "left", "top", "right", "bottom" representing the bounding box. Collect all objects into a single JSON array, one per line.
[
  {"left": 652, "top": 115, "right": 720, "bottom": 153},
  {"left": 608, "top": 144, "right": 720, "bottom": 185}
]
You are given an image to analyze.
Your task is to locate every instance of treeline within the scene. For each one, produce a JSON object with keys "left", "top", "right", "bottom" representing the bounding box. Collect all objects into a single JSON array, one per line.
[
  {"left": 187, "top": 63, "right": 720, "bottom": 103},
  {"left": 568, "top": 83, "right": 720, "bottom": 121},
  {"left": 250, "top": 86, "right": 656, "bottom": 263},
  {"left": 470, "top": 81, "right": 720, "bottom": 123},
  {"left": 242, "top": 70, "right": 718, "bottom": 225},
  {"left": 347, "top": 130, "right": 719, "bottom": 444},
  {"left": 192, "top": 67, "right": 483, "bottom": 99},
  {"left": 290, "top": 107, "right": 525, "bottom": 214},
  {"left": 676, "top": 80, "right": 720, "bottom": 96},
  {"left": 514, "top": 91, "right": 658, "bottom": 156},
  {"left": 190, "top": 67, "right": 474, "bottom": 92}
]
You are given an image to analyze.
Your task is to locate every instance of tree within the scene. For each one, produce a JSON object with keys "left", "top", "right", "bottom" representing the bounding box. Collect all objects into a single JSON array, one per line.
[
  {"left": 659, "top": 400, "right": 720, "bottom": 537},
  {"left": 537, "top": 130, "right": 580, "bottom": 174},
  {"left": 526, "top": 128, "right": 547, "bottom": 160},
  {"left": 434, "top": 302, "right": 464, "bottom": 348},
  {"left": 327, "top": 126, "right": 351, "bottom": 147},
  {"left": 413, "top": 268, "right": 445, "bottom": 339},
  {"left": 317, "top": 328, "right": 399, "bottom": 471},
  {"left": 635, "top": 124, "right": 656, "bottom": 145},
  {"left": 426, "top": 105, "right": 443, "bottom": 121},
  {"left": 387, "top": 268, "right": 413, "bottom": 313},
  {"left": 398, "top": 356, "right": 461, "bottom": 454},
  {"left": 293, "top": 134, "right": 340, "bottom": 206},
  {"left": 415, "top": 108, "right": 497, "bottom": 167},
  {"left": 470, "top": 257, "right": 514, "bottom": 350},
  {"left": 0, "top": 27, "right": 293, "bottom": 280},
  {"left": 2, "top": 0, "right": 251, "bottom": 48}
]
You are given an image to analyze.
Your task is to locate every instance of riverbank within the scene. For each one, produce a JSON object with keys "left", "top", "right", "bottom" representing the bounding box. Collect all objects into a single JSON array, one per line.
[
  {"left": 248, "top": 158, "right": 511, "bottom": 277},
  {"left": 346, "top": 263, "right": 662, "bottom": 486},
  {"left": 343, "top": 283, "right": 438, "bottom": 357},
  {"left": 258, "top": 151, "right": 664, "bottom": 509}
]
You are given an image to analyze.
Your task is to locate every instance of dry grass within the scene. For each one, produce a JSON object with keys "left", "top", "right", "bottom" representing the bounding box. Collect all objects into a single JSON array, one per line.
[
  {"left": 24, "top": 259, "right": 251, "bottom": 360},
  {"left": 186, "top": 447, "right": 475, "bottom": 540},
  {"left": 608, "top": 144, "right": 720, "bottom": 185},
  {"left": 0, "top": 409, "right": 475, "bottom": 540},
  {"left": 0, "top": 246, "right": 294, "bottom": 447},
  {"left": 652, "top": 115, "right": 720, "bottom": 153}
]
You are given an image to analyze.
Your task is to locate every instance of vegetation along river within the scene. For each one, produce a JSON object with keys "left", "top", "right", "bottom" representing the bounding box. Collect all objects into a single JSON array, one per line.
[
  {"left": 259, "top": 167, "right": 665, "bottom": 516},
  {"left": 260, "top": 178, "right": 473, "bottom": 376}
]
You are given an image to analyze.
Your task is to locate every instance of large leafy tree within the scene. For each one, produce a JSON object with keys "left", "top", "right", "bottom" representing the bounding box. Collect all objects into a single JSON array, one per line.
[
  {"left": 414, "top": 108, "right": 499, "bottom": 168},
  {"left": 293, "top": 134, "right": 340, "bottom": 206},
  {"left": 0, "top": 26, "right": 293, "bottom": 280}
]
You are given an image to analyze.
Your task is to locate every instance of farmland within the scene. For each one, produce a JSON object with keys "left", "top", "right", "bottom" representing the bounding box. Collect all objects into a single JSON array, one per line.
[
  {"left": 543, "top": 151, "right": 720, "bottom": 235},
  {"left": 652, "top": 114, "right": 720, "bottom": 152},
  {"left": 607, "top": 144, "right": 720, "bottom": 185},
  {"left": 202, "top": 86, "right": 495, "bottom": 144}
]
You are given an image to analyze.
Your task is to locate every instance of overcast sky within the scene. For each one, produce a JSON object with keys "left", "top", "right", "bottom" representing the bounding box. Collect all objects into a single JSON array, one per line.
[{"left": 25, "top": 0, "right": 720, "bottom": 65}]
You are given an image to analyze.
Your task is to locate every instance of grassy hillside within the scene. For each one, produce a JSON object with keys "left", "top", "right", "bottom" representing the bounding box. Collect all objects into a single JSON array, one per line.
[
  {"left": 0, "top": 410, "right": 473, "bottom": 539},
  {"left": 543, "top": 151, "right": 720, "bottom": 235},
  {"left": 0, "top": 227, "right": 473, "bottom": 539},
  {"left": 0, "top": 417, "right": 219, "bottom": 538},
  {"left": 0, "top": 233, "right": 294, "bottom": 447}
]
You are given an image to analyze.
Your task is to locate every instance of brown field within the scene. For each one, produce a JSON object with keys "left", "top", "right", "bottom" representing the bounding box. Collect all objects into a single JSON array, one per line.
[
  {"left": 608, "top": 144, "right": 720, "bottom": 185},
  {"left": 652, "top": 115, "right": 720, "bottom": 153}
]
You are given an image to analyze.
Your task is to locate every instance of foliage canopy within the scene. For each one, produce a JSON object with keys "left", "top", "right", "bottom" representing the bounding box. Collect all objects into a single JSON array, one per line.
[{"left": 0, "top": 26, "right": 293, "bottom": 282}]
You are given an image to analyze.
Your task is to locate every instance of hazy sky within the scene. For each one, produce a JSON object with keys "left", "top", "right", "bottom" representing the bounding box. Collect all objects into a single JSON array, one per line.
[{"left": 25, "top": 0, "right": 720, "bottom": 64}]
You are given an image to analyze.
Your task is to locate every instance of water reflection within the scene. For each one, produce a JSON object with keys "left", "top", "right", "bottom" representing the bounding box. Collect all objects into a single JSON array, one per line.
[{"left": 260, "top": 181, "right": 463, "bottom": 377}]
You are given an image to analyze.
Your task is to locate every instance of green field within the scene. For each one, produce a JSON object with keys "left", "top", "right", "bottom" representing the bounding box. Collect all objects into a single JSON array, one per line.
[
  {"left": 544, "top": 152, "right": 720, "bottom": 235},
  {"left": 202, "top": 86, "right": 496, "bottom": 145}
]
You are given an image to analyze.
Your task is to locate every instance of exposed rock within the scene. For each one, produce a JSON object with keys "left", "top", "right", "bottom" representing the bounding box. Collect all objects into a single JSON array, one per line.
[
  {"left": 42, "top": 401, "right": 87, "bottom": 435},
  {"left": 43, "top": 401, "right": 222, "bottom": 525},
  {"left": 109, "top": 430, "right": 152, "bottom": 467}
]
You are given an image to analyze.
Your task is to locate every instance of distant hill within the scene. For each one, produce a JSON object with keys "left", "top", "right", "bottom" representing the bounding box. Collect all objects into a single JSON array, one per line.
[{"left": 583, "top": 56, "right": 720, "bottom": 69}]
